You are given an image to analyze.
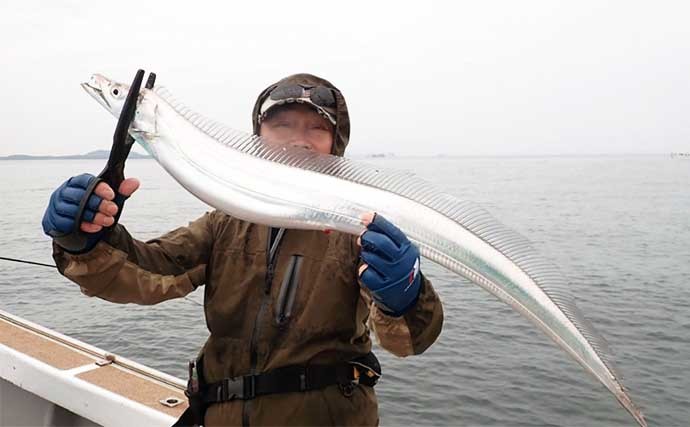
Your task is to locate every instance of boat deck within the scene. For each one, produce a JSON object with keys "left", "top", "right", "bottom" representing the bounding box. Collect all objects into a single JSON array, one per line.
[{"left": 0, "top": 309, "right": 188, "bottom": 426}]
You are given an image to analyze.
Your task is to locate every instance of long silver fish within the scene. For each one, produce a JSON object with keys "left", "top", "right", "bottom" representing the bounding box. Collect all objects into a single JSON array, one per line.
[{"left": 82, "top": 73, "right": 646, "bottom": 426}]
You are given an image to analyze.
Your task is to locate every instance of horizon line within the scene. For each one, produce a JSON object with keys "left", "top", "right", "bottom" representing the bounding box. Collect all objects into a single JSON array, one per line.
[{"left": 0, "top": 152, "right": 679, "bottom": 160}]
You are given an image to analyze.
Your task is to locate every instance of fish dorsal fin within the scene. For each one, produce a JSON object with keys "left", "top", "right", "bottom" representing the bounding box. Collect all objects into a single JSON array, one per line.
[{"left": 155, "top": 85, "right": 620, "bottom": 383}]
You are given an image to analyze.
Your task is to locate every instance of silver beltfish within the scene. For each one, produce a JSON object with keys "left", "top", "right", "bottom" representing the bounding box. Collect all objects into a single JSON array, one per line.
[{"left": 82, "top": 74, "right": 646, "bottom": 426}]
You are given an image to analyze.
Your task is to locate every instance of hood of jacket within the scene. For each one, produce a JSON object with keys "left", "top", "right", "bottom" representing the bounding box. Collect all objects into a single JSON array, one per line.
[{"left": 251, "top": 73, "right": 351, "bottom": 156}]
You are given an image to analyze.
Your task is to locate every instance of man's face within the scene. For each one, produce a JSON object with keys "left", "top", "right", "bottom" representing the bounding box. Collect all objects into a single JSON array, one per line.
[{"left": 259, "top": 104, "right": 334, "bottom": 155}]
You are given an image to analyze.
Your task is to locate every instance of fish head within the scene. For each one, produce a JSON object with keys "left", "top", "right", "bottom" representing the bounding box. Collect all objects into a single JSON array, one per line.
[
  {"left": 81, "top": 73, "right": 159, "bottom": 155},
  {"left": 81, "top": 74, "right": 130, "bottom": 118}
]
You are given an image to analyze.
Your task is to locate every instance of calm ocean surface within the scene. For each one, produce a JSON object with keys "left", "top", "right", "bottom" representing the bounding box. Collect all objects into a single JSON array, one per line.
[{"left": 0, "top": 156, "right": 688, "bottom": 426}]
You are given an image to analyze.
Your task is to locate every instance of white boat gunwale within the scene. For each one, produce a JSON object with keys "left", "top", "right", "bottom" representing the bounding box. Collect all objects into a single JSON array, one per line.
[{"left": 0, "top": 308, "right": 188, "bottom": 427}]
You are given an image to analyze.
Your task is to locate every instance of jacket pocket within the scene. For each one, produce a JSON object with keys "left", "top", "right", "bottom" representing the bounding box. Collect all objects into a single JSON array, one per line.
[{"left": 275, "top": 255, "right": 303, "bottom": 326}]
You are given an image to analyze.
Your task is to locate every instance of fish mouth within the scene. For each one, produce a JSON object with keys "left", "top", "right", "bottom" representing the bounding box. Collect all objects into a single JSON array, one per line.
[{"left": 81, "top": 75, "right": 111, "bottom": 111}]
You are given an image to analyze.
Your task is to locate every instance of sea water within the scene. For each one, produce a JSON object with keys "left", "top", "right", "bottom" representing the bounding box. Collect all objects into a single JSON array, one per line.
[{"left": 0, "top": 156, "right": 688, "bottom": 426}]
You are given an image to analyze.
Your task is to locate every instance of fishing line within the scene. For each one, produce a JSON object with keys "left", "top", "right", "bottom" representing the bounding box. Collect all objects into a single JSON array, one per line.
[
  {"left": 0, "top": 255, "right": 204, "bottom": 308},
  {"left": 0, "top": 256, "right": 56, "bottom": 268}
]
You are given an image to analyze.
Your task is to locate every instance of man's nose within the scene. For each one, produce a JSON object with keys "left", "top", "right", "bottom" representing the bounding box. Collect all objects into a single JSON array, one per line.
[{"left": 289, "top": 136, "right": 314, "bottom": 151}]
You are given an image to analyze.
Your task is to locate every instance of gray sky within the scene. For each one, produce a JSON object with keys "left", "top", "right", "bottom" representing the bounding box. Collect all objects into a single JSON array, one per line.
[{"left": 1, "top": 1, "right": 688, "bottom": 156}]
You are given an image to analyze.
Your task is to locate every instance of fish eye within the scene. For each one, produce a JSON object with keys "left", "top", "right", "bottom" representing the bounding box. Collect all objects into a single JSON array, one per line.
[{"left": 110, "top": 86, "right": 123, "bottom": 98}]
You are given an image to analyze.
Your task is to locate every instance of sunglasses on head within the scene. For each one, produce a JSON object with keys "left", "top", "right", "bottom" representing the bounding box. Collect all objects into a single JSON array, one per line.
[{"left": 268, "top": 84, "right": 337, "bottom": 109}]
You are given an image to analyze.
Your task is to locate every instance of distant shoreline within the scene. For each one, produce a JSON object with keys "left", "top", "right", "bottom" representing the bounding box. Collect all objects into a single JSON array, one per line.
[
  {"left": 0, "top": 155, "right": 152, "bottom": 160},
  {"left": 0, "top": 150, "right": 151, "bottom": 161},
  {"left": 0, "top": 152, "right": 674, "bottom": 160}
]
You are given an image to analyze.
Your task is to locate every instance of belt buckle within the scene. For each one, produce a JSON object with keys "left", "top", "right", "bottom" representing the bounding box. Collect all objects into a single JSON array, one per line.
[{"left": 219, "top": 377, "right": 244, "bottom": 401}]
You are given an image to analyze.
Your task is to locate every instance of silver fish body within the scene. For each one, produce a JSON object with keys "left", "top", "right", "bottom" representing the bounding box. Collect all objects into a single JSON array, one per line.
[{"left": 82, "top": 74, "right": 646, "bottom": 426}]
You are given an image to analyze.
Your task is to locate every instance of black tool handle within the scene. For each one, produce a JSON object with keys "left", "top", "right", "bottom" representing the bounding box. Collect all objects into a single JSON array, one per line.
[
  {"left": 54, "top": 69, "right": 155, "bottom": 253},
  {"left": 97, "top": 69, "right": 146, "bottom": 191}
]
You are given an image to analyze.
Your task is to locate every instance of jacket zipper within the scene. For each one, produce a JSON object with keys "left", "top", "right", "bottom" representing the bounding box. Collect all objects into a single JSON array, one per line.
[
  {"left": 243, "top": 227, "right": 285, "bottom": 427},
  {"left": 275, "top": 255, "right": 303, "bottom": 325}
]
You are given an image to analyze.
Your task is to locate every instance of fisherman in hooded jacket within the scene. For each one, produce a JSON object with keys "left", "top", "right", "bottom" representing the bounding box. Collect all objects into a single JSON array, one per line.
[{"left": 43, "top": 73, "right": 444, "bottom": 426}]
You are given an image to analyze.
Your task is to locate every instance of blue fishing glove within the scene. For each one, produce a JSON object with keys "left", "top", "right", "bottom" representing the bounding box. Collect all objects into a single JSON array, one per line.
[
  {"left": 359, "top": 214, "right": 422, "bottom": 317},
  {"left": 42, "top": 173, "right": 106, "bottom": 253}
]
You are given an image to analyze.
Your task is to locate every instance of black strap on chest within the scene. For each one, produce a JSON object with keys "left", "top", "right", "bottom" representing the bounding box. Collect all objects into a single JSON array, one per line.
[{"left": 202, "top": 352, "right": 381, "bottom": 404}]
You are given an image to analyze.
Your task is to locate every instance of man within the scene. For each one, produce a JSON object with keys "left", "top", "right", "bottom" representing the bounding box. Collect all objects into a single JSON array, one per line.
[{"left": 42, "top": 73, "right": 444, "bottom": 426}]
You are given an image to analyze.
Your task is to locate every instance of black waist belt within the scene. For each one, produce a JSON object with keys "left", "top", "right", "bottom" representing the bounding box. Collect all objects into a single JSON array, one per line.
[{"left": 203, "top": 354, "right": 381, "bottom": 404}]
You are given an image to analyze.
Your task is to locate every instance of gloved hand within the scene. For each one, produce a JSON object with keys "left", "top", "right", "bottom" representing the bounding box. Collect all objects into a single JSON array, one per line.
[
  {"left": 358, "top": 213, "right": 422, "bottom": 317},
  {"left": 41, "top": 173, "right": 139, "bottom": 253}
]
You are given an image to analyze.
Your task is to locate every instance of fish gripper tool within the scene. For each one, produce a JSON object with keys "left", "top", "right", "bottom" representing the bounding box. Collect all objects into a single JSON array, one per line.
[{"left": 53, "top": 69, "right": 156, "bottom": 252}]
